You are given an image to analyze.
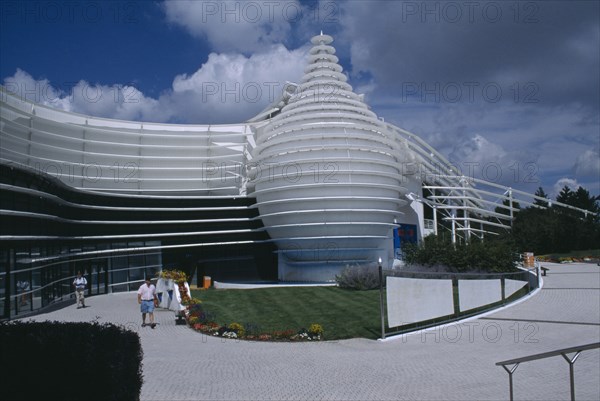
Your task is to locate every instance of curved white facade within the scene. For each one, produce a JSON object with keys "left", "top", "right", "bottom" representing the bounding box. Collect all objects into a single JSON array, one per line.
[
  {"left": 4, "top": 33, "right": 585, "bottom": 283},
  {"left": 250, "top": 34, "right": 412, "bottom": 279},
  {"left": 0, "top": 91, "right": 250, "bottom": 197}
]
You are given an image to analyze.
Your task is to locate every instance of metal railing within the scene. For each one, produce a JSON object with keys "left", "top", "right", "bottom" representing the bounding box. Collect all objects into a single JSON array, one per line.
[{"left": 496, "top": 342, "right": 600, "bottom": 401}]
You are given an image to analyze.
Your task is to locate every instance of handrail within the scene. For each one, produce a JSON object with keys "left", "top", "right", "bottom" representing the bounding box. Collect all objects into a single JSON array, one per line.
[
  {"left": 496, "top": 342, "right": 600, "bottom": 401},
  {"left": 496, "top": 342, "right": 600, "bottom": 366}
]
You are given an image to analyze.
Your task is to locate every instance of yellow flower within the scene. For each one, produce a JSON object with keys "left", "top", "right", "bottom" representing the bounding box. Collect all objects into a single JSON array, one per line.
[
  {"left": 309, "top": 323, "right": 323, "bottom": 336},
  {"left": 228, "top": 322, "right": 245, "bottom": 337}
]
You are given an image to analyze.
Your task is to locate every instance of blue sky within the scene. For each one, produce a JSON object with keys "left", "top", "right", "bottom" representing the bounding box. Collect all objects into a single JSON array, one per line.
[{"left": 1, "top": 0, "right": 599, "bottom": 197}]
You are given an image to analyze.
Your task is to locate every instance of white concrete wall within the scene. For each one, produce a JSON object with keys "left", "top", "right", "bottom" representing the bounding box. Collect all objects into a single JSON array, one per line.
[
  {"left": 505, "top": 279, "right": 528, "bottom": 298},
  {"left": 386, "top": 277, "right": 529, "bottom": 328},
  {"left": 386, "top": 277, "right": 454, "bottom": 327},
  {"left": 458, "top": 279, "right": 502, "bottom": 312}
]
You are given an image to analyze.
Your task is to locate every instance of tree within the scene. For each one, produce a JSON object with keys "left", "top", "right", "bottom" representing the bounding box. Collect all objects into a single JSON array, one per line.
[
  {"left": 556, "top": 185, "right": 574, "bottom": 205},
  {"left": 494, "top": 199, "right": 521, "bottom": 217},
  {"left": 533, "top": 186, "right": 550, "bottom": 206},
  {"left": 571, "top": 186, "right": 600, "bottom": 214},
  {"left": 512, "top": 207, "right": 561, "bottom": 254},
  {"left": 554, "top": 185, "right": 599, "bottom": 222},
  {"left": 511, "top": 184, "right": 600, "bottom": 254}
]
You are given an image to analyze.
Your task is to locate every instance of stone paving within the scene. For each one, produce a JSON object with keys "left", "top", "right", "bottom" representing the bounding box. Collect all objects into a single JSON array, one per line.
[{"left": 26, "top": 262, "right": 600, "bottom": 400}]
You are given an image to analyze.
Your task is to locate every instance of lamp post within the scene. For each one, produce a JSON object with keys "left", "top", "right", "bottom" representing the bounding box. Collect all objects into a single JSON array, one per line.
[{"left": 378, "top": 257, "right": 385, "bottom": 340}]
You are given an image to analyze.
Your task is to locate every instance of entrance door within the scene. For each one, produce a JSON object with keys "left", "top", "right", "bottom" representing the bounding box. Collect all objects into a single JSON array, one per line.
[{"left": 393, "top": 224, "right": 418, "bottom": 258}]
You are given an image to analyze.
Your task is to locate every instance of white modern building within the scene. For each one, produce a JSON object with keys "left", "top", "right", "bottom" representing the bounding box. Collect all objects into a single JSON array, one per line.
[{"left": 1, "top": 34, "right": 587, "bottom": 317}]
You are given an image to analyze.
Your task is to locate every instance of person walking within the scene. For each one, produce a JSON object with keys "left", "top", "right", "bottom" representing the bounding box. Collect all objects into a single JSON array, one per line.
[
  {"left": 137, "top": 277, "right": 157, "bottom": 328},
  {"left": 73, "top": 271, "right": 87, "bottom": 309},
  {"left": 17, "top": 279, "right": 30, "bottom": 306}
]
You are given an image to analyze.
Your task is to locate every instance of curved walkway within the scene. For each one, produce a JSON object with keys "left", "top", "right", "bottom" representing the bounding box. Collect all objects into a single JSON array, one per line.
[{"left": 28, "top": 263, "right": 599, "bottom": 400}]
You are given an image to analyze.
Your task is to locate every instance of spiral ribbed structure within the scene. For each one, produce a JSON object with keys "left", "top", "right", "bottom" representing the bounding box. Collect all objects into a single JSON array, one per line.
[{"left": 251, "top": 34, "right": 410, "bottom": 280}]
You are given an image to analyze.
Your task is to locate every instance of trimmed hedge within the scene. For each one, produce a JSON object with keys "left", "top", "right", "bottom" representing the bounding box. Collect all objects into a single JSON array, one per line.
[{"left": 0, "top": 321, "right": 143, "bottom": 401}]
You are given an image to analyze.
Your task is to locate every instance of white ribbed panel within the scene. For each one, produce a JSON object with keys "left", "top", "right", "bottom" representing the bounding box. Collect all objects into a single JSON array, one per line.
[
  {"left": 251, "top": 34, "right": 412, "bottom": 280},
  {"left": 1, "top": 34, "right": 558, "bottom": 281},
  {"left": 0, "top": 88, "right": 249, "bottom": 197}
]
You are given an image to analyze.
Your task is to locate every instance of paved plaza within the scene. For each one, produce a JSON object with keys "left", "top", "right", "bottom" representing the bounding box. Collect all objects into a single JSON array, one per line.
[{"left": 27, "top": 263, "right": 600, "bottom": 400}]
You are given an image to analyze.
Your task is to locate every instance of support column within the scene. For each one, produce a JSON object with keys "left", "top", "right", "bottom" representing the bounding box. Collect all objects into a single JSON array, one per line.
[
  {"left": 433, "top": 206, "right": 438, "bottom": 236},
  {"left": 451, "top": 209, "right": 457, "bottom": 244}
]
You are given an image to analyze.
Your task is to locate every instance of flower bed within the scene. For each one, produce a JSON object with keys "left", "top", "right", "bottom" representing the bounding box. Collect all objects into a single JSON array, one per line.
[
  {"left": 168, "top": 277, "right": 326, "bottom": 341},
  {"left": 156, "top": 269, "right": 188, "bottom": 282},
  {"left": 537, "top": 255, "right": 600, "bottom": 263},
  {"left": 183, "top": 304, "right": 324, "bottom": 341}
]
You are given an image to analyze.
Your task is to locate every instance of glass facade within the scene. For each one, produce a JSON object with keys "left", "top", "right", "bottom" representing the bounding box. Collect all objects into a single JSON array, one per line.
[
  {"left": 0, "top": 160, "right": 276, "bottom": 321},
  {"left": 0, "top": 241, "right": 162, "bottom": 319}
]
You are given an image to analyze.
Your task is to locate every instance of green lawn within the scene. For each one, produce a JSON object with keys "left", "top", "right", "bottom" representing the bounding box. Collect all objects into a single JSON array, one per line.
[{"left": 191, "top": 286, "right": 381, "bottom": 340}]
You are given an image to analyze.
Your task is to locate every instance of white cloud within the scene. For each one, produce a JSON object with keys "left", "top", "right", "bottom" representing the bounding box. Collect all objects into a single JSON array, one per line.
[
  {"left": 3, "top": 69, "right": 170, "bottom": 122},
  {"left": 449, "top": 134, "right": 507, "bottom": 164},
  {"left": 168, "top": 44, "right": 307, "bottom": 123},
  {"left": 553, "top": 177, "right": 580, "bottom": 196},
  {"left": 447, "top": 133, "right": 540, "bottom": 189},
  {"left": 332, "top": 0, "right": 599, "bottom": 194},
  {"left": 573, "top": 148, "right": 600, "bottom": 179},
  {"left": 169, "top": 44, "right": 307, "bottom": 122},
  {"left": 349, "top": 38, "right": 372, "bottom": 76},
  {"left": 162, "top": 0, "right": 299, "bottom": 53},
  {"left": 2, "top": 69, "right": 72, "bottom": 111},
  {"left": 447, "top": 134, "right": 509, "bottom": 183},
  {"left": 3, "top": 44, "right": 308, "bottom": 124},
  {"left": 69, "top": 83, "right": 170, "bottom": 122}
]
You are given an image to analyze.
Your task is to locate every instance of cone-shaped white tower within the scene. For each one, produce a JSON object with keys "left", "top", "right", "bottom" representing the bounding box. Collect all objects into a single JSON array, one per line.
[{"left": 251, "top": 34, "right": 411, "bottom": 281}]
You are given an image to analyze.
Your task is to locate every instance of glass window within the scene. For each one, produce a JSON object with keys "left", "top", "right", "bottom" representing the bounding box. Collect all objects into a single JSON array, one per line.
[
  {"left": 111, "top": 242, "right": 127, "bottom": 251},
  {"left": 32, "top": 268, "right": 41, "bottom": 290},
  {"left": 0, "top": 249, "right": 9, "bottom": 273},
  {"left": 0, "top": 272, "right": 6, "bottom": 319},
  {"left": 59, "top": 262, "right": 71, "bottom": 296},
  {"left": 129, "top": 255, "right": 145, "bottom": 268},
  {"left": 15, "top": 272, "right": 31, "bottom": 311},
  {"left": 129, "top": 268, "right": 145, "bottom": 282},
  {"left": 111, "top": 269, "right": 128, "bottom": 289},
  {"left": 111, "top": 256, "right": 128, "bottom": 271},
  {"left": 15, "top": 248, "right": 31, "bottom": 272},
  {"left": 145, "top": 251, "right": 162, "bottom": 270},
  {"left": 111, "top": 283, "right": 128, "bottom": 292}
]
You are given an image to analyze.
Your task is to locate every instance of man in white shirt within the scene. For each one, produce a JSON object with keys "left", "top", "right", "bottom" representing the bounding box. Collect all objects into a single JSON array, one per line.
[
  {"left": 73, "top": 271, "right": 87, "bottom": 309},
  {"left": 137, "top": 278, "right": 158, "bottom": 328}
]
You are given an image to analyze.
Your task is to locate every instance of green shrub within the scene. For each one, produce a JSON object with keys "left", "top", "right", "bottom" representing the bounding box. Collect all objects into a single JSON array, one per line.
[
  {"left": 0, "top": 321, "right": 143, "bottom": 401},
  {"left": 402, "top": 235, "right": 519, "bottom": 272},
  {"left": 335, "top": 264, "right": 380, "bottom": 290}
]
